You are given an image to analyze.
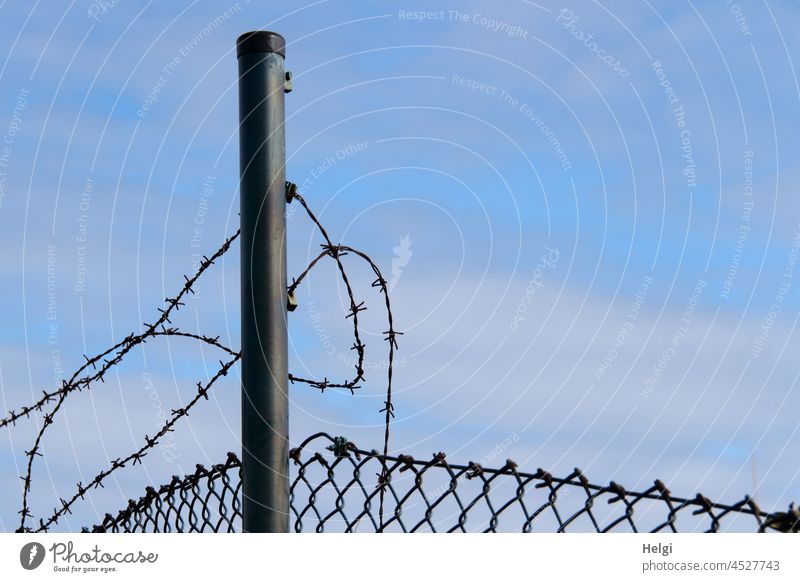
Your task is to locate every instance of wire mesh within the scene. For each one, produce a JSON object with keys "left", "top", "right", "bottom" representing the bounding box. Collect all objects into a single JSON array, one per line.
[
  {"left": 85, "top": 453, "right": 242, "bottom": 533},
  {"left": 87, "top": 433, "right": 797, "bottom": 533}
]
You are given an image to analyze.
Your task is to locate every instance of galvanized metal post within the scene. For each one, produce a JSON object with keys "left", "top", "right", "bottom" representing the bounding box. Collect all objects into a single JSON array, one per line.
[{"left": 237, "top": 31, "right": 289, "bottom": 533}]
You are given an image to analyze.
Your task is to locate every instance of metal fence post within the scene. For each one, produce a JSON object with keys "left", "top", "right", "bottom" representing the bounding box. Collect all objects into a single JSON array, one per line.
[{"left": 237, "top": 30, "right": 289, "bottom": 533}]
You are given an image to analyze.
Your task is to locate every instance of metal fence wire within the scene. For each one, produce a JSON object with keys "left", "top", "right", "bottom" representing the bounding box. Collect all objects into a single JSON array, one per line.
[
  {"left": 86, "top": 433, "right": 799, "bottom": 533},
  {"left": 7, "top": 180, "right": 795, "bottom": 534}
]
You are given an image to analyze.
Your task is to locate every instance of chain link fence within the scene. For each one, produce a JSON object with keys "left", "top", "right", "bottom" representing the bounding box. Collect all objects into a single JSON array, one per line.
[{"left": 86, "top": 433, "right": 797, "bottom": 533}]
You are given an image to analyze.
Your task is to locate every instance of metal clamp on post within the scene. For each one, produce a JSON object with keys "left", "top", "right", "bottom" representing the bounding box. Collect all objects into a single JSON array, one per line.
[{"left": 285, "top": 180, "right": 298, "bottom": 313}]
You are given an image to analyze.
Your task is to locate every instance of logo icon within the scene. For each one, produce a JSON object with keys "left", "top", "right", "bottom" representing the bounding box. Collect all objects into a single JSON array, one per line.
[
  {"left": 390, "top": 234, "right": 413, "bottom": 291},
  {"left": 19, "top": 542, "right": 46, "bottom": 570}
]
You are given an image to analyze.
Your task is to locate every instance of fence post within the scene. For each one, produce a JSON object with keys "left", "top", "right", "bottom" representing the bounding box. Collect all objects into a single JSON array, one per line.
[{"left": 237, "top": 31, "right": 289, "bottom": 533}]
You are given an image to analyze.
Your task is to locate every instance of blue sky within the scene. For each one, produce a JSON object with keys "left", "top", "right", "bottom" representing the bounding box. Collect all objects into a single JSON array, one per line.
[{"left": 1, "top": 0, "right": 800, "bottom": 531}]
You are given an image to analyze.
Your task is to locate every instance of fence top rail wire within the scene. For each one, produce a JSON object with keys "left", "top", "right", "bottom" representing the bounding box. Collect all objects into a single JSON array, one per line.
[{"left": 87, "top": 432, "right": 799, "bottom": 534}]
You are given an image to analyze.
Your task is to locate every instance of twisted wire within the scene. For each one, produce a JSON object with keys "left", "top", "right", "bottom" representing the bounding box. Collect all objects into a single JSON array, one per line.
[{"left": 92, "top": 432, "right": 798, "bottom": 534}]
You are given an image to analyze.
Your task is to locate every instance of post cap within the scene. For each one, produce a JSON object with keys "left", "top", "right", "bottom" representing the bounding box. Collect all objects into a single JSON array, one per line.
[{"left": 236, "top": 31, "right": 286, "bottom": 58}]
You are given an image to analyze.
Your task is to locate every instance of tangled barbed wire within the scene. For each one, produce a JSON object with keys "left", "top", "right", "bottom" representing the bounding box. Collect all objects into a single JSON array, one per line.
[
  {"left": 3, "top": 182, "right": 399, "bottom": 532},
  {"left": 286, "top": 185, "right": 400, "bottom": 527},
  {"left": 87, "top": 432, "right": 800, "bottom": 533},
  {"left": 6, "top": 183, "right": 794, "bottom": 535}
]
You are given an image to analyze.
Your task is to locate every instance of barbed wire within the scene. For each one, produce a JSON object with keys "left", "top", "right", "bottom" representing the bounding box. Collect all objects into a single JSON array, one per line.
[
  {"left": 86, "top": 452, "right": 243, "bottom": 533},
  {"left": 6, "top": 183, "right": 399, "bottom": 533},
  {"left": 32, "top": 355, "right": 240, "bottom": 533},
  {"left": 0, "top": 231, "right": 240, "bottom": 433},
  {"left": 15, "top": 230, "right": 240, "bottom": 532},
  {"left": 285, "top": 185, "right": 400, "bottom": 528}
]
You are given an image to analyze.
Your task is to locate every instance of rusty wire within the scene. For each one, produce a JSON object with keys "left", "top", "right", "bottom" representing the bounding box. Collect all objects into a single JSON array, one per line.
[{"left": 88, "top": 432, "right": 798, "bottom": 534}]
